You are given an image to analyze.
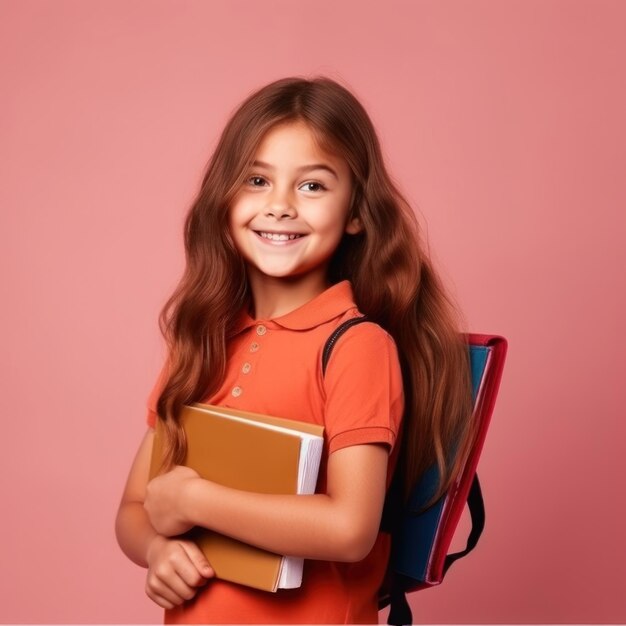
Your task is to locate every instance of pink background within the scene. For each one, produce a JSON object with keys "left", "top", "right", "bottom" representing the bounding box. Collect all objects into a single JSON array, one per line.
[{"left": 1, "top": 0, "right": 624, "bottom": 623}]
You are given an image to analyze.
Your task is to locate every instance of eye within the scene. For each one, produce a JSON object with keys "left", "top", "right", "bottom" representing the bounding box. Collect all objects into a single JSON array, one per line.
[
  {"left": 300, "top": 181, "right": 326, "bottom": 192},
  {"left": 247, "top": 175, "right": 268, "bottom": 187}
]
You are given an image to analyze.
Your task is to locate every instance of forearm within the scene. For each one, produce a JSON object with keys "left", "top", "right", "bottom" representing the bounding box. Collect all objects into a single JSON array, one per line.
[
  {"left": 183, "top": 480, "right": 376, "bottom": 562},
  {"left": 144, "top": 445, "right": 389, "bottom": 563},
  {"left": 115, "top": 500, "right": 159, "bottom": 568}
]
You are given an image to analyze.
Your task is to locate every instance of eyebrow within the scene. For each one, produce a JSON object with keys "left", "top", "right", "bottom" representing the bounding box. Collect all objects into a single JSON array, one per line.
[{"left": 251, "top": 160, "right": 338, "bottom": 180}]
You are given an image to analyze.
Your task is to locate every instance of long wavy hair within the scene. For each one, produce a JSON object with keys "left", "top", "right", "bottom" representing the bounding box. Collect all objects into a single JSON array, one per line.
[{"left": 154, "top": 76, "right": 474, "bottom": 512}]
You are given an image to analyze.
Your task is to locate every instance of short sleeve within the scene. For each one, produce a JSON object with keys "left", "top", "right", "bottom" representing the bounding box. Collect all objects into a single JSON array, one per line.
[
  {"left": 145, "top": 360, "right": 170, "bottom": 429},
  {"left": 323, "top": 321, "right": 404, "bottom": 455}
]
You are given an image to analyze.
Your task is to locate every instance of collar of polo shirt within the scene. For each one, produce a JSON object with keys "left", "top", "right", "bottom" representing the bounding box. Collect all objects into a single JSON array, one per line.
[{"left": 229, "top": 280, "right": 357, "bottom": 335}]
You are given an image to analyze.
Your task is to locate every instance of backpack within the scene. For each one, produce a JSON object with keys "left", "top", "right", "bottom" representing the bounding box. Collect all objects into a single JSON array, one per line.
[{"left": 322, "top": 316, "right": 508, "bottom": 626}]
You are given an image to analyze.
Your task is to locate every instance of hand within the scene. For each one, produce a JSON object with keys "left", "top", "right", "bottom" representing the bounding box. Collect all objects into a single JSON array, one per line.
[
  {"left": 144, "top": 465, "right": 201, "bottom": 537},
  {"left": 145, "top": 535, "right": 214, "bottom": 609}
]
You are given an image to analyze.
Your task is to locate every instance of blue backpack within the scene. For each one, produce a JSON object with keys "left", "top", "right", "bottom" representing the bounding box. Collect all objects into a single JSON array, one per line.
[{"left": 322, "top": 316, "right": 508, "bottom": 626}]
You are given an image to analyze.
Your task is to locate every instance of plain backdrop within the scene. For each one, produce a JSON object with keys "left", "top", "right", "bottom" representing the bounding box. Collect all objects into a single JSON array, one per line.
[{"left": 1, "top": 0, "right": 624, "bottom": 623}]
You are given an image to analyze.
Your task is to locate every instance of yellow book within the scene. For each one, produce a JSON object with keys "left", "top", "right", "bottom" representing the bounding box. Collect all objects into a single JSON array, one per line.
[{"left": 149, "top": 402, "right": 324, "bottom": 592}]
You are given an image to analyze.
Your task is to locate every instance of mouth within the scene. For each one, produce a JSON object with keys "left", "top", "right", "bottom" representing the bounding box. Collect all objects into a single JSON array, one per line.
[{"left": 253, "top": 230, "right": 307, "bottom": 244}]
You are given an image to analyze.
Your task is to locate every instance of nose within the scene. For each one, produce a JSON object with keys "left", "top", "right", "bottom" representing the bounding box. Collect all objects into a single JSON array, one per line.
[{"left": 265, "top": 185, "right": 297, "bottom": 219}]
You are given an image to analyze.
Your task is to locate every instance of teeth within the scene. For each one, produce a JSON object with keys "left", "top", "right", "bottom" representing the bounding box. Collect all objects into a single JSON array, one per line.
[{"left": 259, "top": 232, "right": 302, "bottom": 241}]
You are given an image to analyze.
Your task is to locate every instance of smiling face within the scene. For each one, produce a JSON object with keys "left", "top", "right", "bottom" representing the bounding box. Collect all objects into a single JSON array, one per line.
[{"left": 228, "top": 120, "right": 361, "bottom": 294}]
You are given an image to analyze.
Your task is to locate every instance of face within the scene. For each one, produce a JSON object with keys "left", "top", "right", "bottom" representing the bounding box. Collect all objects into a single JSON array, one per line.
[{"left": 228, "top": 120, "right": 361, "bottom": 289}]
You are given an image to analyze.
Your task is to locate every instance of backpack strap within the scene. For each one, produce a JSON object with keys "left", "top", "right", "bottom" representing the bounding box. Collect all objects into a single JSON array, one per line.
[
  {"left": 321, "top": 315, "right": 371, "bottom": 376},
  {"left": 387, "top": 582, "right": 413, "bottom": 626},
  {"left": 384, "top": 474, "right": 486, "bottom": 626},
  {"left": 442, "top": 472, "right": 485, "bottom": 575}
]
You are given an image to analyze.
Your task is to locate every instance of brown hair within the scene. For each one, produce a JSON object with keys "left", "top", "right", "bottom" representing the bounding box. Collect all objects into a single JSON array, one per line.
[{"left": 154, "top": 76, "right": 474, "bottom": 512}]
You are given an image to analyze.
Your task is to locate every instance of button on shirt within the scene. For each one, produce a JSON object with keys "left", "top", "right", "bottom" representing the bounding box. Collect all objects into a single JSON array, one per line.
[{"left": 145, "top": 280, "right": 404, "bottom": 625}]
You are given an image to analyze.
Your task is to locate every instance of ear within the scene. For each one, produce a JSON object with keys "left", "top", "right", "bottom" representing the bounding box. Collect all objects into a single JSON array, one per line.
[{"left": 345, "top": 215, "right": 363, "bottom": 235}]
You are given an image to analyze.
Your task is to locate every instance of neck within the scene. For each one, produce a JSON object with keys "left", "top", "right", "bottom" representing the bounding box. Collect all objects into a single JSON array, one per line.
[{"left": 246, "top": 270, "right": 330, "bottom": 320}]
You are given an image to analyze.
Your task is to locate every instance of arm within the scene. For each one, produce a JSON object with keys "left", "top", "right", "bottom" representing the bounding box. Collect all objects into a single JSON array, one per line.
[
  {"left": 115, "top": 428, "right": 160, "bottom": 567},
  {"left": 144, "top": 442, "right": 390, "bottom": 563},
  {"left": 115, "top": 428, "right": 214, "bottom": 609}
]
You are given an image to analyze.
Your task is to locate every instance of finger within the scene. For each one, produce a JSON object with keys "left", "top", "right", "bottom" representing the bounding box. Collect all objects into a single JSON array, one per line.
[
  {"left": 179, "top": 540, "right": 215, "bottom": 582},
  {"left": 145, "top": 577, "right": 183, "bottom": 609},
  {"left": 146, "top": 589, "right": 175, "bottom": 610},
  {"left": 152, "top": 563, "right": 197, "bottom": 603}
]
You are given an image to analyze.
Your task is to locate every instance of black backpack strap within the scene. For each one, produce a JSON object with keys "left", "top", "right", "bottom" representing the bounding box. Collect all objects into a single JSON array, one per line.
[
  {"left": 322, "top": 315, "right": 370, "bottom": 376},
  {"left": 442, "top": 473, "right": 485, "bottom": 575},
  {"left": 387, "top": 578, "right": 413, "bottom": 626},
  {"left": 385, "top": 474, "right": 485, "bottom": 625}
]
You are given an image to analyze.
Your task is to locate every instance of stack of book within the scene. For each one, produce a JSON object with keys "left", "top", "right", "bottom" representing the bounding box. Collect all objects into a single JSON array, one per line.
[{"left": 149, "top": 403, "right": 324, "bottom": 592}]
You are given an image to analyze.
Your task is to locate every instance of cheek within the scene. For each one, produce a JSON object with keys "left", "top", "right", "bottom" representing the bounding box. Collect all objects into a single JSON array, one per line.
[
  {"left": 227, "top": 206, "right": 246, "bottom": 235},
  {"left": 226, "top": 208, "right": 245, "bottom": 249},
  {"left": 228, "top": 198, "right": 255, "bottom": 228},
  {"left": 314, "top": 209, "right": 350, "bottom": 239}
]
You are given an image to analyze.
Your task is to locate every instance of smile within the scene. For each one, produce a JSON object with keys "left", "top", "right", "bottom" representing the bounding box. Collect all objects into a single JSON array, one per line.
[
  {"left": 258, "top": 231, "right": 303, "bottom": 241},
  {"left": 254, "top": 231, "right": 306, "bottom": 245}
]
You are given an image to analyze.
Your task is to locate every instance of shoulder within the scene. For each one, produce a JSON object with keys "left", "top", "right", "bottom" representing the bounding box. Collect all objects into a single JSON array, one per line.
[
  {"left": 324, "top": 315, "right": 400, "bottom": 372},
  {"left": 321, "top": 316, "right": 405, "bottom": 453},
  {"left": 321, "top": 315, "right": 403, "bottom": 401}
]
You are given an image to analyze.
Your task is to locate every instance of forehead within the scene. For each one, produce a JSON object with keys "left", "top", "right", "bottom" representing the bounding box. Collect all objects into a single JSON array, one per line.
[{"left": 253, "top": 121, "right": 345, "bottom": 169}]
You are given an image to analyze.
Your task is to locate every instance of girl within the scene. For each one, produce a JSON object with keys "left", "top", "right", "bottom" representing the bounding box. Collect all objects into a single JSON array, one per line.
[{"left": 115, "top": 76, "right": 474, "bottom": 624}]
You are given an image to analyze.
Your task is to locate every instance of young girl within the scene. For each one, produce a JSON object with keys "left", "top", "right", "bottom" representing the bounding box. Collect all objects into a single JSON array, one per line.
[{"left": 115, "top": 76, "right": 474, "bottom": 624}]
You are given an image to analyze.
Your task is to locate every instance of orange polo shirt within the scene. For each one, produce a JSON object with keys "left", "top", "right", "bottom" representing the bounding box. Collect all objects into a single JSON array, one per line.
[{"left": 145, "top": 280, "right": 405, "bottom": 624}]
